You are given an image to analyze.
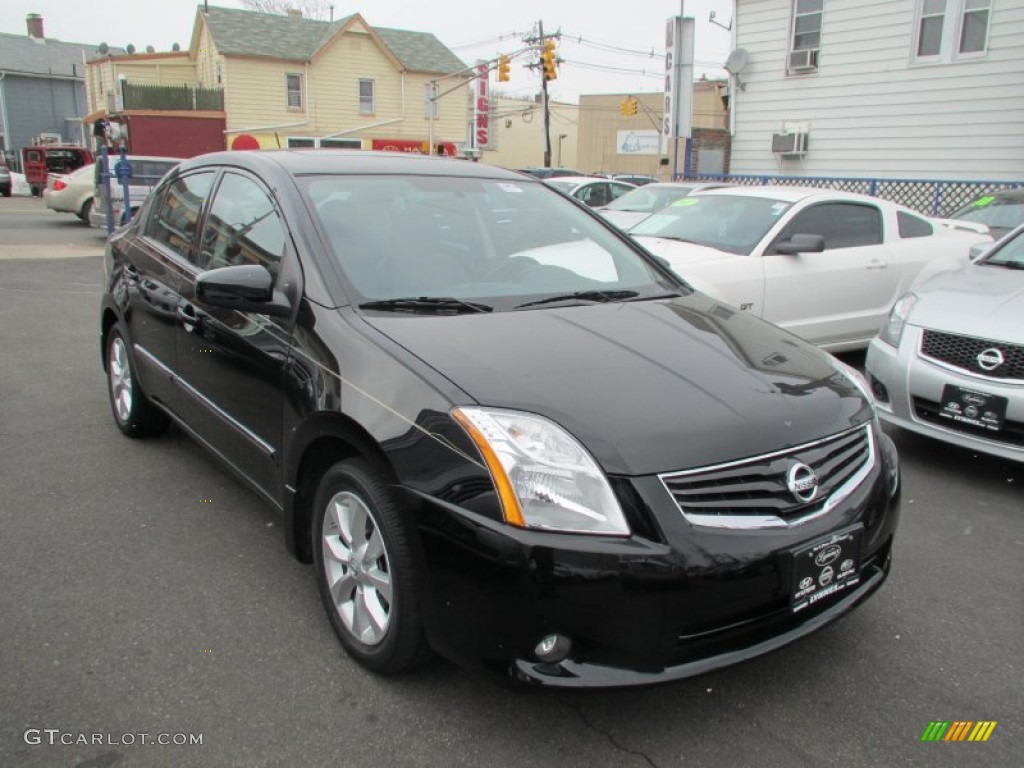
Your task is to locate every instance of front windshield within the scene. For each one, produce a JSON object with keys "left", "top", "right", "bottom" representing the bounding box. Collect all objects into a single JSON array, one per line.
[
  {"left": 980, "top": 228, "right": 1024, "bottom": 267},
  {"left": 305, "top": 174, "right": 681, "bottom": 309},
  {"left": 952, "top": 195, "right": 1024, "bottom": 232},
  {"left": 629, "top": 194, "right": 793, "bottom": 255},
  {"left": 605, "top": 185, "right": 693, "bottom": 212}
]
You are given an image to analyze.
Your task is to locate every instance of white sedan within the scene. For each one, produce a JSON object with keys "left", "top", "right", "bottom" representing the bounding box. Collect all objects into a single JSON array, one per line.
[
  {"left": 630, "top": 186, "right": 991, "bottom": 352},
  {"left": 544, "top": 176, "right": 637, "bottom": 208}
]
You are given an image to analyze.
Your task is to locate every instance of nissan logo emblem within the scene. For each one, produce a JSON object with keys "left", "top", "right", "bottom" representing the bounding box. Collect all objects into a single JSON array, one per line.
[
  {"left": 786, "top": 462, "right": 819, "bottom": 503},
  {"left": 976, "top": 348, "right": 1005, "bottom": 371}
]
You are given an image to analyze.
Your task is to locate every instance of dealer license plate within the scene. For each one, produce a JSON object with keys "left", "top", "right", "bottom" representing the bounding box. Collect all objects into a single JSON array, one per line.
[
  {"left": 791, "top": 527, "right": 862, "bottom": 613},
  {"left": 938, "top": 385, "right": 1007, "bottom": 432}
]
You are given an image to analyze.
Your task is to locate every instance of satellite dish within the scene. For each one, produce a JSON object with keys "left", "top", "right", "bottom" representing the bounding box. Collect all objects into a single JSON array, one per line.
[
  {"left": 146, "top": 45, "right": 155, "bottom": 53},
  {"left": 172, "top": 42, "right": 181, "bottom": 52},
  {"left": 98, "top": 42, "right": 109, "bottom": 55},
  {"left": 723, "top": 48, "right": 749, "bottom": 75},
  {"left": 126, "top": 43, "right": 136, "bottom": 55}
]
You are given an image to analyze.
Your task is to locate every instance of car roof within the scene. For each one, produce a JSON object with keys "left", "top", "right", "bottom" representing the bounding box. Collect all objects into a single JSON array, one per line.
[
  {"left": 694, "top": 185, "right": 895, "bottom": 205},
  {"left": 552, "top": 176, "right": 630, "bottom": 186},
  {"left": 178, "top": 149, "right": 534, "bottom": 181}
]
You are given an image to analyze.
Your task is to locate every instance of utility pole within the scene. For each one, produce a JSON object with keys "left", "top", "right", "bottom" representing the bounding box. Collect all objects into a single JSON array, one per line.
[{"left": 539, "top": 20, "right": 552, "bottom": 168}]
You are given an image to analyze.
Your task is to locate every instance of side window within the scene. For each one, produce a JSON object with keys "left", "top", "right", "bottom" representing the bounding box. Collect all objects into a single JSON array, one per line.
[
  {"left": 897, "top": 210, "right": 934, "bottom": 238},
  {"left": 779, "top": 203, "right": 883, "bottom": 250},
  {"left": 200, "top": 172, "right": 286, "bottom": 280},
  {"left": 145, "top": 171, "right": 215, "bottom": 262}
]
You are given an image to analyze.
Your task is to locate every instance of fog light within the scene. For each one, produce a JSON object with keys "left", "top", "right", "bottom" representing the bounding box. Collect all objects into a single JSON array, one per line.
[
  {"left": 869, "top": 375, "right": 889, "bottom": 404},
  {"left": 534, "top": 633, "right": 571, "bottom": 663}
]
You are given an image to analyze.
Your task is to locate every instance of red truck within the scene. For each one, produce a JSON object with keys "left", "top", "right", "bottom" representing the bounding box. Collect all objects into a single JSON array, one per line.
[{"left": 21, "top": 144, "right": 94, "bottom": 196}]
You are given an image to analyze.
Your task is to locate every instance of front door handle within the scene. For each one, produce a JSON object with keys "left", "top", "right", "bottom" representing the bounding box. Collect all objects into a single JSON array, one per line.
[
  {"left": 177, "top": 302, "right": 201, "bottom": 333},
  {"left": 867, "top": 259, "right": 888, "bottom": 271}
]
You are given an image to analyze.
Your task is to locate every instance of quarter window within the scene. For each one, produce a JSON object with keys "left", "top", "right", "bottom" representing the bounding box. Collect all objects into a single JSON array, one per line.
[
  {"left": 286, "top": 73, "right": 303, "bottom": 109},
  {"left": 897, "top": 211, "right": 934, "bottom": 238},
  {"left": 359, "top": 79, "right": 374, "bottom": 114},
  {"left": 777, "top": 203, "right": 883, "bottom": 251},
  {"left": 913, "top": 0, "right": 991, "bottom": 62},
  {"left": 146, "top": 172, "right": 215, "bottom": 261},
  {"left": 200, "top": 173, "right": 286, "bottom": 280}
]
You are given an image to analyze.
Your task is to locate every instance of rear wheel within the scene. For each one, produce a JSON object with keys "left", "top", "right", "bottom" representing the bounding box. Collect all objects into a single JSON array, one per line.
[
  {"left": 313, "top": 458, "right": 430, "bottom": 675},
  {"left": 105, "top": 323, "right": 169, "bottom": 437},
  {"left": 78, "top": 198, "right": 93, "bottom": 223},
  {"left": 1, "top": 183, "right": 11, "bottom": 198}
]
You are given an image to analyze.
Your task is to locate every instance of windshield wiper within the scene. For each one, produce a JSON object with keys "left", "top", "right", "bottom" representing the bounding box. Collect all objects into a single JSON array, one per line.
[
  {"left": 979, "top": 260, "right": 1024, "bottom": 270},
  {"left": 514, "top": 289, "right": 640, "bottom": 309},
  {"left": 359, "top": 297, "right": 493, "bottom": 314}
]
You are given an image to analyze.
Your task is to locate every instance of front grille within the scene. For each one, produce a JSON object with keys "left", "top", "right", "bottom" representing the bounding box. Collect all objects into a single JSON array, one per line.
[
  {"left": 921, "top": 330, "right": 1024, "bottom": 381},
  {"left": 660, "top": 424, "right": 874, "bottom": 529},
  {"left": 913, "top": 397, "right": 1024, "bottom": 448}
]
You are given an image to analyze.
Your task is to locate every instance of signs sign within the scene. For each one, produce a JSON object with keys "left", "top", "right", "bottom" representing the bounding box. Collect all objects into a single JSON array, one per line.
[
  {"left": 473, "top": 60, "right": 490, "bottom": 149},
  {"left": 663, "top": 16, "right": 695, "bottom": 144}
]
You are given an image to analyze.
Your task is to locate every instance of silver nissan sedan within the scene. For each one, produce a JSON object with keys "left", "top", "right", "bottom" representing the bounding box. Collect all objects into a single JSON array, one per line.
[{"left": 866, "top": 224, "right": 1024, "bottom": 463}]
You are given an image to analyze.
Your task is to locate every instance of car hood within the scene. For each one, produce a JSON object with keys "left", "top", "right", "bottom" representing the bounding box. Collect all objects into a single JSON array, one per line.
[
  {"left": 364, "top": 296, "right": 870, "bottom": 476},
  {"left": 630, "top": 236, "right": 741, "bottom": 266},
  {"left": 910, "top": 263, "right": 1024, "bottom": 343}
]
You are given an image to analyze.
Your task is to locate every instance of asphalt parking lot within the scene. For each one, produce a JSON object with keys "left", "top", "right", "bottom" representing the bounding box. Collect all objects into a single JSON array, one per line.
[{"left": 0, "top": 198, "right": 1020, "bottom": 767}]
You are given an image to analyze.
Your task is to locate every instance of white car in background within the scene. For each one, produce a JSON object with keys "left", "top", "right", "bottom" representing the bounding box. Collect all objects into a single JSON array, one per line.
[
  {"left": 543, "top": 176, "right": 637, "bottom": 208},
  {"left": 596, "top": 182, "right": 732, "bottom": 230},
  {"left": 866, "top": 224, "right": 1024, "bottom": 463},
  {"left": 630, "top": 186, "right": 991, "bottom": 352},
  {"left": 42, "top": 164, "right": 96, "bottom": 223}
]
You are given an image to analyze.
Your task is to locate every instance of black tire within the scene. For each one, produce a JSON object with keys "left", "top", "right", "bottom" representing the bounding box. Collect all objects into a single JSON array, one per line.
[
  {"left": 105, "top": 323, "right": 169, "bottom": 438},
  {"left": 313, "top": 458, "right": 430, "bottom": 675},
  {"left": 78, "top": 198, "right": 93, "bottom": 223},
  {"left": 0, "top": 183, "right": 11, "bottom": 198}
]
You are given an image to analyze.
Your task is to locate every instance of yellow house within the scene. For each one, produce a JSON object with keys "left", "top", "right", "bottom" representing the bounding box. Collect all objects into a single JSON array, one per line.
[
  {"left": 195, "top": 5, "right": 470, "bottom": 151},
  {"left": 85, "top": 5, "right": 470, "bottom": 154}
]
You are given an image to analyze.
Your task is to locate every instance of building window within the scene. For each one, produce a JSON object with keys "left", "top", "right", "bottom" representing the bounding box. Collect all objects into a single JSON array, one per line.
[
  {"left": 286, "top": 73, "right": 303, "bottom": 109},
  {"left": 287, "top": 137, "right": 315, "bottom": 148},
  {"left": 215, "top": 60, "right": 223, "bottom": 85},
  {"left": 913, "top": 0, "right": 991, "bottom": 62},
  {"left": 320, "top": 138, "right": 362, "bottom": 149},
  {"left": 788, "top": 0, "right": 822, "bottom": 74},
  {"left": 359, "top": 79, "right": 374, "bottom": 115}
]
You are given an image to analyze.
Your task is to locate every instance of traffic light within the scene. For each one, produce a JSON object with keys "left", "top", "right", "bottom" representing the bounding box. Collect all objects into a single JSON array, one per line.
[
  {"left": 620, "top": 97, "right": 638, "bottom": 116},
  {"left": 541, "top": 39, "right": 557, "bottom": 81},
  {"left": 498, "top": 54, "right": 511, "bottom": 82},
  {"left": 629, "top": 97, "right": 638, "bottom": 116}
]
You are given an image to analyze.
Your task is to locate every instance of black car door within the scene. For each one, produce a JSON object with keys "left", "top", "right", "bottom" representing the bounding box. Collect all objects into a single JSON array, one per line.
[
  {"left": 120, "top": 170, "right": 217, "bottom": 417},
  {"left": 174, "top": 169, "right": 295, "bottom": 504}
]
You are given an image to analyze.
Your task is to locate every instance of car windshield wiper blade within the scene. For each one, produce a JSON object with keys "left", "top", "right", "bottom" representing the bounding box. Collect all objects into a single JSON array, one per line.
[
  {"left": 359, "top": 297, "right": 494, "bottom": 313},
  {"left": 514, "top": 289, "right": 640, "bottom": 309},
  {"left": 980, "top": 260, "right": 1024, "bottom": 269}
]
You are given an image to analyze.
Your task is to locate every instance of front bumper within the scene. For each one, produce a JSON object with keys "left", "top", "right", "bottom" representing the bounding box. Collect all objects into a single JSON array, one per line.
[
  {"left": 412, "top": 429, "right": 900, "bottom": 688},
  {"left": 866, "top": 328, "right": 1024, "bottom": 463}
]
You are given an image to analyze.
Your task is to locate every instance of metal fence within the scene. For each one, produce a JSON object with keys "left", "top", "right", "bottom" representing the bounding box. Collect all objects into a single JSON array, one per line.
[
  {"left": 122, "top": 83, "right": 224, "bottom": 112},
  {"left": 683, "top": 173, "right": 1023, "bottom": 217}
]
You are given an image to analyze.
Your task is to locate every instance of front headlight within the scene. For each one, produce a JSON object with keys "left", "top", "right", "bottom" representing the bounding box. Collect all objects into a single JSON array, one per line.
[
  {"left": 452, "top": 407, "right": 630, "bottom": 536},
  {"left": 879, "top": 293, "right": 918, "bottom": 347}
]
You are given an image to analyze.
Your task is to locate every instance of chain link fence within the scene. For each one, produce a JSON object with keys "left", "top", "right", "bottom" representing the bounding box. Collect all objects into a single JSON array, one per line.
[{"left": 686, "top": 173, "right": 1022, "bottom": 217}]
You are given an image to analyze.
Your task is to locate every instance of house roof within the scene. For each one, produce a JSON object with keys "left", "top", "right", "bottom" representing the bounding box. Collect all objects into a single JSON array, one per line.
[
  {"left": 0, "top": 32, "right": 120, "bottom": 78},
  {"left": 200, "top": 5, "right": 465, "bottom": 74}
]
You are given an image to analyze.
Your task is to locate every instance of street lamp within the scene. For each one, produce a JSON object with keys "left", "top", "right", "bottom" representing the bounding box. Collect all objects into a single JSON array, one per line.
[{"left": 557, "top": 133, "right": 568, "bottom": 167}]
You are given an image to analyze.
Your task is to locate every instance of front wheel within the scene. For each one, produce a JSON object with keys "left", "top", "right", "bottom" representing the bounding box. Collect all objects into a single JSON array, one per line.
[
  {"left": 313, "top": 459, "right": 430, "bottom": 675},
  {"left": 105, "top": 323, "right": 169, "bottom": 437}
]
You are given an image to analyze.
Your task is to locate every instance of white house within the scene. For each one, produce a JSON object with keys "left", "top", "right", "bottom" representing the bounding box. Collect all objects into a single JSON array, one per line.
[{"left": 725, "top": 0, "right": 1024, "bottom": 180}]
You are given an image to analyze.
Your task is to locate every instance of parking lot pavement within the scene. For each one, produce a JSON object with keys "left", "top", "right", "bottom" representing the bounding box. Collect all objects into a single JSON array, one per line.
[
  {"left": 1, "top": 254, "right": 1020, "bottom": 768},
  {"left": 0, "top": 196, "right": 107, "bottom": 260}
]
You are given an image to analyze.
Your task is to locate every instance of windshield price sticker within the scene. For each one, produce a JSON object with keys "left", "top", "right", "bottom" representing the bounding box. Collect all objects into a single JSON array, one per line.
[
  {"left": 497, "top": 183, "right": 523, "bottom": 194},
  {"left": 790, "top": 527, "right": 862, "bottom": 613},
  {"left": 972, "top": 195, "right": 995, "bottom": 208},
  {"left": 672, "top": 198, "right": 699, "bottom": 207}
]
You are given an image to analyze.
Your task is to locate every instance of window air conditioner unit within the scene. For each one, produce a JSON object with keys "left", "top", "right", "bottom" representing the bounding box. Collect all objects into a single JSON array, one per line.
[
  {"left": 788, "top": 49, "right": 819, "bottom": 72},
  {"left": 106, "top": 93, "right": 124, "bottom": 113},
  {"left": 771, "top": 132, "right": 809, "bottom": 155}
]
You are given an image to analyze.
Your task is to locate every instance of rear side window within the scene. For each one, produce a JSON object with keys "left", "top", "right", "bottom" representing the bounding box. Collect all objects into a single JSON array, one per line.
[
  {"left": 897, "top": 210, "right": 934, "bottom": 238},
  {"left": 145, "top": 171, "right": 215, "bottom": 262}
]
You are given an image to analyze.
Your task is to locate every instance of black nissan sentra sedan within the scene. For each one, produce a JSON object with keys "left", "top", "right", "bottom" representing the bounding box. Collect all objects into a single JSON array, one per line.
[{"left": 100, "top": 150, "right": 900, "bottom": 687}]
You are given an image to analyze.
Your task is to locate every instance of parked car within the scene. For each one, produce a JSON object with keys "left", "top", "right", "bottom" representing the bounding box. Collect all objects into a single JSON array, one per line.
[
  {"left": 514, "top": 166, "right": 582, "bottom": 179},
  {"left": 0, "top": 154, "right": 11, "bottom": 197},
  {"left": 597, "top": 182, "right": 733, "bottom": 230},
  {"left": 938, "top": 189, "right": 1024, "bottom": 242},
  {"left": 21, "top": 144, "right": 93, "bottom": 196},
  {"left": 866, "top": 223, "right": 1024, "bottom": 463},
  {"left": 89, "top": 154, "right": 180, "bottom": 231},
  {"left": 630, "top": 187, "right": 991, "bottom": 352},
  {"left": 101, "top": 150, "right": 900, "bottom": 687},
  {"left": 544, "top": 176, "right": 637, "bottom": 208},
  {"left": 42, "top": 165, "right": 97, "bottom": 222}
]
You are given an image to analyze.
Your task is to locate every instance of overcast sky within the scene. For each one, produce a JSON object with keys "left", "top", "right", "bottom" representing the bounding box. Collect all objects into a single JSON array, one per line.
[{"left": 1, "top": 0, "right": 734, "bottom": 102}]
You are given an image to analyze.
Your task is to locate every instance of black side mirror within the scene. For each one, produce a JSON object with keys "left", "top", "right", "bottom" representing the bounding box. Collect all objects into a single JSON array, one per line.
[
  {"left": 774, "top": 233, "right": 826, "bottom": 255},
  {"left": 196, "top": 265, "right": 292, "bottom": 317}
]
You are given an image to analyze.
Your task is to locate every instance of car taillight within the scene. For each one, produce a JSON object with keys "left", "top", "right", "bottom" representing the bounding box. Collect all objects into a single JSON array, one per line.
[{"left": 53, "top": 179, "right": 68, "bottom": 191}]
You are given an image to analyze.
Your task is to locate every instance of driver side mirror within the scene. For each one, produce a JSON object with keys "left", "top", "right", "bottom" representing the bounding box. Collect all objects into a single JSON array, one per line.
[
  {"left": 774, "top": 233, "right": 826, "bottom": 255},
  {"left": 196, "top": 264, "right": 292, "bottom": 317}
]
